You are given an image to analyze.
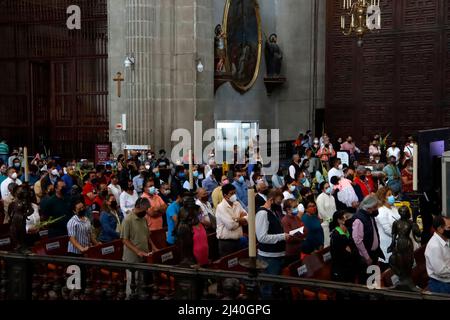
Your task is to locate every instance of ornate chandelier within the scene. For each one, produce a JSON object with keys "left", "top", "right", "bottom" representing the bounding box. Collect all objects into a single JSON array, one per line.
[{"left": 340, "top": 0, "right": 381, "bottom": 47}]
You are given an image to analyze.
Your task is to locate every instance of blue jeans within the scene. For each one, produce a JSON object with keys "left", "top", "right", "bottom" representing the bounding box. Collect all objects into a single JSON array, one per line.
[
  {"left": 428, "top": 278, "right": 450, "bottom": 294},
  {"left": 258, "top": 255, "right": 285, "bottom": 299}
]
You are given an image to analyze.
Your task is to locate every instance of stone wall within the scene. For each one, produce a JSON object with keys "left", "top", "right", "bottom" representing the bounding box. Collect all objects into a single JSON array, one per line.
[{"left": 108, "top": 0, "right": 214, "bottom": 155}]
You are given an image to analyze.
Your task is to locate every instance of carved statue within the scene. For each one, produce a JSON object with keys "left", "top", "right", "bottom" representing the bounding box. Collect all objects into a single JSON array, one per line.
[
  {"left": 387, "top": 206, "right": 422, "bottom": 291},
  {"left": 265, "top": 33, "right": 283, "bottom": 77},
  {"left": 215, "top": 24, "right": 226, "bottom": 73},
  {"left": 9, "top": 184, "right": 34, "bottom": 253}
]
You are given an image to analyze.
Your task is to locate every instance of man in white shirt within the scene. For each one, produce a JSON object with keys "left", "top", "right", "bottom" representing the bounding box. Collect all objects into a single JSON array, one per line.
[
  {"left": 195, "top": 188, "right": 215, "bottom": 231},
  {"left": 1, "top": 168, "right": 22, "bottom": 199},
  {"left": 288, "top": 154, "right": 301, "bottom": 180},
  {"left": 425, "top": 216, "right": 450, "bottom": 294},
  {"left": 328, "top": 158, "right": 344, "bottom": 186},
  {"left": 108, "top": 174, "right": 122, "bottom": 203},
  {"left": 403, "top": 140, "right": 414, "bottom": 163},
  {"left": 386, "top": 142, "right": 401, "bottom": 163},
  {"left": 215, "top": 184, "right": 248, "bottom": 257}
]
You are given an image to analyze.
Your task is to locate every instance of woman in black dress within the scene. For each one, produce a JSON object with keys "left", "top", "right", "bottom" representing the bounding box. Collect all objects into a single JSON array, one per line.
[{"left": 329, "top": 210, "right": 359, "bottom": 283}]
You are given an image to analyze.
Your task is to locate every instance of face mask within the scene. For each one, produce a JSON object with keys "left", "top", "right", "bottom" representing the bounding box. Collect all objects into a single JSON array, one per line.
[
  {"left": 314, "top": 140, "right": 319, "bottom": 144},
  {"left": 148, "top": 155, "right": 153, "bottom": 160},
  {"left": 360, "top": 175, "right": 366, "bottom": 180},
  {"left": 110, "top": 201, "right": 117, "bottom": 209},
  {"left": 148, "top": 186, "right": 156, "bottom": 195},
  {"left": 338, "top": 164, "right": 343, "bottom": 170},
  {"left": 179, "top": 172, "right": 186, "bottom": 178},
  {"left": 77, "top": 210, "right": 86, "bottom": 217},
  {"left": 91, "top": 178, "right": 98, "bottom": 185},
  {"left": 301, "top": 178, "right": 307, "bottom": 184},
  {"left": 292, "top": 208, "right": 299, "bottom": 216},
  {"left": 145, "top": 165, "right": 151, "bottom": 170},
  {"left": 443, "top": 230, "right": 450, "bottom": 239},
  {"left": 387, "top": 195, "right": 395, "bottom": 205},
  {"left": 14, "top": 163, "right": 20, "bottom": 169},
  {"left": 289, "top": 185, "right": 296, "bottom": 192},
  {"left": 238, "top": 176, "right": 245, "bottom": 183},
  {"left": 347, "top": 175, "right": 354, "bottom": 181},
  {"left": 154, "top": 172, "right": 160, "bottom": 178},
  {"left": 193, "top": 171, "right": 199, "bottom": 178},
  {"left": 326, "top": 187, "right": 332, "bottom": 195},
  {"left": 51, "top": 169, "right": 59, "bottom": 177},
  {"left": 229, "top": 194, "right": 237, "bottom": 203},
  {"left": 164, "top": 189, "right": 171, "bottom": 195},
  {"left": 11, "top": 172, "right": 18, "bottom": 180}
]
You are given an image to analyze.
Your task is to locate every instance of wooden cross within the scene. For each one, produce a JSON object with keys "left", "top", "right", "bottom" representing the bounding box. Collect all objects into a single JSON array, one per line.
[{"left": 113, "top": 72, "right": 124, "bottom": 97}]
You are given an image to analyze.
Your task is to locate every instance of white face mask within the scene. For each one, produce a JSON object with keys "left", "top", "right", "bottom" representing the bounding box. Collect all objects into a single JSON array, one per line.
[
  {"left": 11, "top": 172, "right": 18, "bottom": 180},
  {"left": 338, "top": 164, "right": 343, "bottom": 170},
  {"left": 145, "top": 165, "right": 151, "bottom": 170},
  {"left": 229, "top": 194, "right": 237, "bottom": 203}
]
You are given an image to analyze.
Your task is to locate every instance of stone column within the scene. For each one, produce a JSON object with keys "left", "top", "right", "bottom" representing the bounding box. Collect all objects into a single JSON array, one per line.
[{"left": 108, "top": 0, "right": 214, "bottom": 156}]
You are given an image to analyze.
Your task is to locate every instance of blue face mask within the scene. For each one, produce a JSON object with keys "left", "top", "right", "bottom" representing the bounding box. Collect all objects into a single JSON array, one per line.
[
  {"left": 193, "top": 171, "right": 199, "bottom": 178},
  {"left": 238, "top": 176, "right": 245, "bottom": 183},
  {"left": 155, "top": 172, "right": 160, "bottom": 178},
  {"left": 178, "top": 172, "right": 186, "bottom": 178},
  {"left": 301, "top": 178, "right": 307, "bottom": 184},
  {"left": 148, "top": 186, "right": 156, "bottom": 195},
  {"left": 326, "top": 187, "right": 332, "bottom": 195},
  {"left": 387, "top": 195, "right": 395, "bottom": 205},
  {"left": 292, "top": 208, "right": 299, "bottom": 216}
]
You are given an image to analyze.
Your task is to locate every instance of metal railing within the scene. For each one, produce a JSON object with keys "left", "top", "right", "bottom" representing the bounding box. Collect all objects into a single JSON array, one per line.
[{"left": 1, "top": 251, "right": 449, "bottom": 301}]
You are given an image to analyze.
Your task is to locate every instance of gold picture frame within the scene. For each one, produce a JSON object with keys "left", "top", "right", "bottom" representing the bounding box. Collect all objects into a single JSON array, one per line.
[{"left": 222, "top": 0, "right": 262, "bottom": 94}]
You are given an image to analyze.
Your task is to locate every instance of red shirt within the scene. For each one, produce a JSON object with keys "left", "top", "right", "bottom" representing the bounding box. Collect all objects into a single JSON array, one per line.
[
  {"left": 353, "top": 177, "right": 370, "bottom": 197},
  {"left": 82, "top": 182, "right": 95, "bottom": 206}
]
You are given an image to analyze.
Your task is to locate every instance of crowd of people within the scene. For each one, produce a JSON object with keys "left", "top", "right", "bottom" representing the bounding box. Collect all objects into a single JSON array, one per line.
[{"left": 0, "top": 131, "right": 448, "bottom": 297}]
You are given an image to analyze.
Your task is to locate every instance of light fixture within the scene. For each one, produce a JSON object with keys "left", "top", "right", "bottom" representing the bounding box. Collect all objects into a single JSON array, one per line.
[
  {"left": 124, "top": 54, "right": 135, "bottom": 69},
  {"left": 341, "top": 0, "right": 381, "bottom": 47},
  {"left": 196, "top": 59, "right": 204, "bottom": 73}
]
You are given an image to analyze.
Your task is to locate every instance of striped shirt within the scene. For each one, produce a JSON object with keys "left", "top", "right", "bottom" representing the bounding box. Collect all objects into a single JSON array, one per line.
[{"left": 67, "top": 215, "right": 92, "bottom": 254}]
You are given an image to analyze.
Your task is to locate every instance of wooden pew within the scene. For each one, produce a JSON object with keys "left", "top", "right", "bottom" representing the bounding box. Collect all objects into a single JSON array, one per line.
[
  {"left": 0, "top": 223, "right": 12, "bottom": 251},
  {"left": 147, "top": 245, "right": 180, "bottom": 265},
  {"left": 281, "top": 247, "right": 333, "bottom": 300},
  {"left": 210, "top": 248, "right": 250, "bottom": 272},
  {"left": 149, "top": 228, "right": 169, "bottom": 251},
  {"left": 84, "top": 240, "right": 123, "bottom": 261},
  {"left": 32, "top": 235, "right": 70, "bottom": 256},
  {"left": 85, "top": 240, "right": 125, "bottom": 282}
]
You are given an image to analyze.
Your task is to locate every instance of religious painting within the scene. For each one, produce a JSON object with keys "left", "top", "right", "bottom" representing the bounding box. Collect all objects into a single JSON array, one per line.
[{"left": 223, "top": 0, "right": 262, "bottom": 94}]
